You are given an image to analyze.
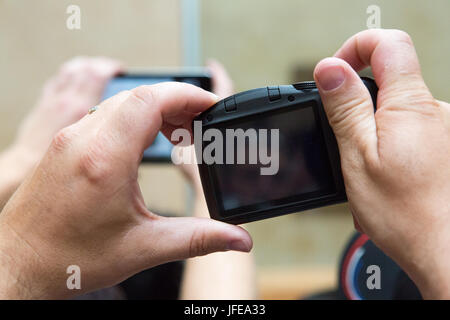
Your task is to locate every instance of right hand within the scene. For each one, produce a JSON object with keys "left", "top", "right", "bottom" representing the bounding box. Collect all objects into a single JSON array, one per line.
[{"left": 313, "top": 29, "right": 450, "bottom": 299}]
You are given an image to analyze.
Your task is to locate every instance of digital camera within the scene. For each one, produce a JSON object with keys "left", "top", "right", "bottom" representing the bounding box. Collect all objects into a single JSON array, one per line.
[{"left": 194, "top": 77, "right": 378, "bottom": 224}]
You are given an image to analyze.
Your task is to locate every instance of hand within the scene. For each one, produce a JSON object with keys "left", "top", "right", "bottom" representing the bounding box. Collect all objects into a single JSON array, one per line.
[
  {"left": 208, "top": 59, "right": 234, "bottom": 99},
  {"left": 313, "top": 29, "right": 450, "bottom": 299},
  {"left": 0, "top": 57, "right": 122, "bottom": 209},
  {"left": 14, "top": 56, "right": 123, "bottom": 163},
  {"left": 0, "top": 82, "right": 252, "bottom": 299}
]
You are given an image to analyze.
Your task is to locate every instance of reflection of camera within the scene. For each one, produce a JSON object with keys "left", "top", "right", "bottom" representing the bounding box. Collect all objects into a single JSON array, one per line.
[{"left": 195, "top": 77, "right": 378, "bottom": 224}]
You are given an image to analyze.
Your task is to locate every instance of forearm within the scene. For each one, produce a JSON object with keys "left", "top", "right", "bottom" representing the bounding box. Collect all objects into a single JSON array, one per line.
[{"left": 180, "top": 192, "right": 257, "bottom": 300}]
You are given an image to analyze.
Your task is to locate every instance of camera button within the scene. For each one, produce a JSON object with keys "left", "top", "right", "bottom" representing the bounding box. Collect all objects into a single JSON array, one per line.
[
  {"left": 224, "top": 96, "right": 237, "bottom": 112},
  {"left": 267, "top": 86, "right": 281, "bottom": 101}
]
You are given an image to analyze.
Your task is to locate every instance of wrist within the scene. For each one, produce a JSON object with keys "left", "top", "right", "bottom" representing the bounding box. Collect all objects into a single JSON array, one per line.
[
  {"left": 0, "top": 177, "right": 78, "bottom": 299},
  {"left": 399, "top": 229, "right": 450, "bottom": 299},
  {"left": 0, "top": 218, "right": 66, "bottom": 299},
  {"left": 412, "top": 269, "right": 450, "bottom": 299},
  {"left": 408, "top": 250, "right": 450, "bottom": 299},
  {"left": 0, "top": 224, "right": 39, "bottom": 299}
]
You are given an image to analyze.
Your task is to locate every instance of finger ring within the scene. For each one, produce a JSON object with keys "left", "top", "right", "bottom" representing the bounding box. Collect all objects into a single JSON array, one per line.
[{"left": 88, "top": 106, "right": 99, "bottom": 114}]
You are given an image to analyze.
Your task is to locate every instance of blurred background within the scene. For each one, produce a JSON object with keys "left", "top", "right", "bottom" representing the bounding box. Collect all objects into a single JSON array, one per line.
[{"left": 0, "top": 0, "right": 449, "bottom": 299}]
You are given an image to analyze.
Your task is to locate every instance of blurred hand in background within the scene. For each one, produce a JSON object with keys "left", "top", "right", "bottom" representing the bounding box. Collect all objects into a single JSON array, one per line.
[
  {"left": 0, "top": 57, "right": 122, "bottom": 209},
  {"left": 177, "top": 60, "right": 257, "bottom": 300},
  {"left": 175, "top": 59, "right": 234, "bottom": 192}
]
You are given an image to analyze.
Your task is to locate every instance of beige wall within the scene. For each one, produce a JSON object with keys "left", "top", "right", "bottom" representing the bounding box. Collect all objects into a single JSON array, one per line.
[{"left": 201, "top": 0, "right": 450, "bottom": 99}]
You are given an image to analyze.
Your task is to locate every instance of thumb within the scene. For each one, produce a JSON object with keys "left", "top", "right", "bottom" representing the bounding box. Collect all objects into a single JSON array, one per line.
[
  {"left": 138, "top": 216, "right": 252, "bottom": 264},
  {"left": 314, "top": 57, "right": 378, "bottom": 162}
]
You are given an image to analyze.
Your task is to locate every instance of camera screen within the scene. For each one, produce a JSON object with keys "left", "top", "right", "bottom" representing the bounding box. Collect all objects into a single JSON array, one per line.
[
  {"left": 210, "top": 105, "right": 336, "bottom": 216},
  {"left": 103, "top": 75, "right": 210, "bottom": 161}
]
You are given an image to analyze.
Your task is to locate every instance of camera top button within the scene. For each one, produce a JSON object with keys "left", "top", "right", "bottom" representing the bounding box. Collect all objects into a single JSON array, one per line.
[
  {"left": 224, "top": 96, "right": 237, "bottom": 112},
  {"left": 267, "top": 86, "right": 281, "bottom": 101},
  {"left": 292, "top": 81, "right": 317, "bottom": 91}
]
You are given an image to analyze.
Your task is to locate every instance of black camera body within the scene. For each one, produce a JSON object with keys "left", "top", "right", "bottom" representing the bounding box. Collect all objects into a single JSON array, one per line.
[{"left": 194, "top": 77, "right": 378, "bottom": 224}]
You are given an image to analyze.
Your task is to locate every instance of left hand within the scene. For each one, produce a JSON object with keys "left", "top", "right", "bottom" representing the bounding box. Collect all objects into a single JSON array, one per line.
[{"left": 0, "top": 82, "right": 252, "bottom": 299}]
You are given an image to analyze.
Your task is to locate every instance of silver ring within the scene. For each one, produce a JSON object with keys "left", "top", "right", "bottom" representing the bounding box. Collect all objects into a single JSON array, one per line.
[{"left": 88, "top": 105, "right": 99, "bottom": 115}]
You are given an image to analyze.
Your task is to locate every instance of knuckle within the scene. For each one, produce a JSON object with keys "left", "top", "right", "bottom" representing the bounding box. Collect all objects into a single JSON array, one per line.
[
  {"left": 357, "top": 28, "right": 379, "bottom": 39},
  {"left": 114, "top": 89, "right": 134, "bottom": 102},
  {"left": 60, "top": 56, "right": 85, "bottom": 71},
  {"left": 80, "top": 63, "right": 95, "bottom": 74},
  {"left": 104, "top": 90, "right": 135, "bottom": 111},
  {"left": 378, "top": 86, "right": 436, "bottom": 112},
  {"left": 326, "top": 96, "right": 377, "bottom": 155},
  {"left": 326, "top": 95, "right": 370, "bottom": 130},
  {"left": 51, "top": 127, "right": 76, "bottom": 153},
  {"left": 188, "top": 228, "right": 209, "bottom": 258},
  {"left": 77, "top": 141, "right": 113, "bottom": 184},
  {"left": 114, "top": 89, "right": 148, "bottom": 109},
  {"left": 390, "top": 29, "right": 412, "bottom": 44},
  {"left": 89, "top": 70, "right": 104, "bottom": 82},
  {"left": 131, "top": 85, "right": 157, "bottom": 107},
  {"left": 115, "top": 87, "right": 159, "bottom": 124}
]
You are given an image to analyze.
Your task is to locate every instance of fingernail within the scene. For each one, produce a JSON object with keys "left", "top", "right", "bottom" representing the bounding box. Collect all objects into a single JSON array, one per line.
[
  {"left": 317, "top": 65, "right": 345, "bottom": 91},
  {"left": 227, "top": 240, "right": 251, "bottom": 252}
]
